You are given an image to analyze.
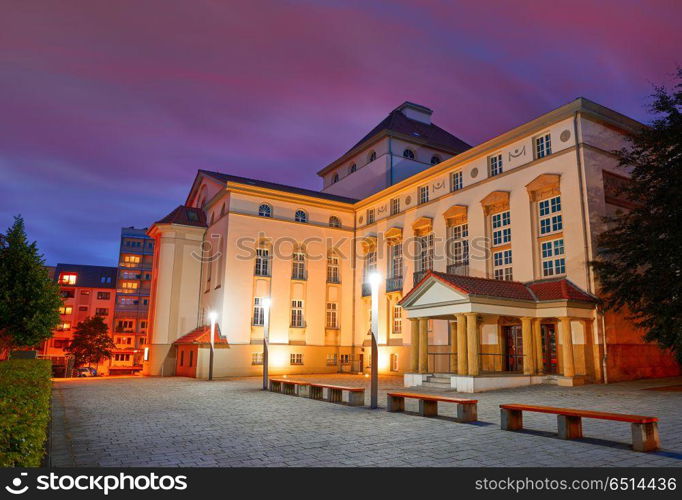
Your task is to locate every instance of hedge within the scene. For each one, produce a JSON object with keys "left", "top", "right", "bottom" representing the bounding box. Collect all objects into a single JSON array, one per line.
[{"left": 0, "top": 359, "right": 52, "bottom": 467}]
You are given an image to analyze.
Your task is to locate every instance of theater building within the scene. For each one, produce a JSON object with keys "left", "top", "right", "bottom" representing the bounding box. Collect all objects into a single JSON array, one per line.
[{"left": 143, "top": 98, "right": 680, "bottom": 391}]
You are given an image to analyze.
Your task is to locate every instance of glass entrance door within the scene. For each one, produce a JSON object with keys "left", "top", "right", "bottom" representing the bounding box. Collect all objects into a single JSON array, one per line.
[
  {"left": 503, "top": 325, "right": 523, "bottom": 372},
  {"left": 541, "top": 323, "right": 558, "bottom": 374}
]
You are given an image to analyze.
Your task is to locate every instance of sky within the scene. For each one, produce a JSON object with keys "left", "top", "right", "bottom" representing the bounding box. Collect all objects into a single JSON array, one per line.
[{"left": 1, "top": 0, "right": 680, "bottom": 266}]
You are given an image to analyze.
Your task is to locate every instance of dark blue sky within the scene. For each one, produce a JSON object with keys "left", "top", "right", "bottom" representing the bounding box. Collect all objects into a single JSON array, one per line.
[{"left": 1, "top": 0, "right": 680, "bottom": 266}]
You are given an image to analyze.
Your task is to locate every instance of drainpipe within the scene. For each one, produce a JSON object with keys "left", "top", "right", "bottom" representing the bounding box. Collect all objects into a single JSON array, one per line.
[
  {"left": 572, "top": 112, "right": 594, "bottom": 293},
  {"left": 599, "top": 306, "right": 609, "bottom": 384},
  {"left": 351, "top": 212, "right": 357, "bottom": 372}
]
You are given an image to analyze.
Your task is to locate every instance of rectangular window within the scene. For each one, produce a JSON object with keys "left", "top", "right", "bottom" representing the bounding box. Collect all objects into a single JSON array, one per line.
[
  {"left": 450, "top": 171, "right": 463, "bottom": 192},
  {"left": 326, "top": 354, "right": 338, "bottom": 366},
  {"left": 416, "top": 233, "right": 434, "bottom": 272},
  {"left": 121, "top": 281, "right": 138, "bottom": 289},
  {"left": 491, "top": 211, "right": 511, "bottom": 246},
  {"left": 418, "top": 185, "right": 429, "bottom": 205},
  {"left": 59, "top": 306, "right": 73, "bottom": 315},
  {"left": 389, "top": 243, "right": 402, "bottom": 278},
  {"left": 390, "top": 353, "right": 399, "bottom": 372},
  {"left": 364, "top": 250, "right": 377, "bottom": 280},
  {"left": 78, "top": 306, "right": 88, "bottom": 311},
  {"left": 366, "top": 209, "right": 375, "bottom": 224},
  {"left": 251, "top": 352, "right": 263, "bottom": 365},
  {"left": 340, "top": 354, "right": 351, "bottom": 365},
  {"left": 541, "top": 238, "right": 566, "bottom": 276},
  {"left": 392, "top": 305, "right": 402, "bottom": 335},
  {"left": 326, "top": 302, "right": 338, "bottom": 328},
  {"left": 292, "top": 251, "right": 306, "bottom": 280},
  {"left": 253, "top": 297, "right": 265, "bottom": 326},
  {"left": 447, "top": 223, "right": 469, "bottom": 273},
  {"left": 96, "top": 292, "right": 110, "bottom": 300},
  {"left": 59, "top": 273, "right": 77, "bottom": 285},
  {"left": 488, "top": 154, "right": 503, "bottom": 176},
  {"left": 390, "top": 198, "right": 400, "bottom": 215},
  {"left": 535, "top": 133, "right": 552, "bottom": 158},
  {"left": 291, "top": 300, "right": 304, "bottom": 327},
  {"left": 538, "top": 196, "right": 563, "bottom": 235},
  {"left": 255, "top": 247, "right": 270, "bottom": 276},
  {"left": 327, "top": 254, "right": 340, "bottom": 283},
  {"left": 60, "top": 290, "right": 75, "bottom": 298},
  {"left": 290, "top": 353, "right": 303, "bottom": 365},
  {"left": 493, "top": 249, "right": 513, "bottom": 280},
  {"left": 95, "top": 308, "right": 108, "bottom": 316}
]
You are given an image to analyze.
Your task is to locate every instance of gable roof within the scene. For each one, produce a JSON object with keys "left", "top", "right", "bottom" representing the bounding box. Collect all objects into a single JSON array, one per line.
[
  {"left": 155, "top": 205, "right": 207, "bottom": 228},
  {"left": 198, "top": 170, "right": 358, "bottom": 204},
  {"left": 317, "top": 102, "right": 471, "bottom": 176},
  {"left": 53, "top": 263, "right": 118, "bottom": 289},
  {"left": 174, "top": 324, "right": 227, "bottom": 346},
  {"left": 400, "top": 271, "right": 597, "bottom": 306}
]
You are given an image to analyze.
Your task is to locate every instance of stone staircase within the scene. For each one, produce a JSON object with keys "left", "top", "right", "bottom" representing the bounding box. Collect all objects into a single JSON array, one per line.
[{"left": 419, "top": 374, "right": 453, "bottom": 390}]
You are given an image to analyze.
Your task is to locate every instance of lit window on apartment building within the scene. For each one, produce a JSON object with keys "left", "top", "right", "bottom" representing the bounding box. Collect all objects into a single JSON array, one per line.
[
  {"left": 290, "top": 353, "right": 304, "bottom": 365},
  {"left": 535, "top": 133, "right": 552, "bottom": 158},
  {"left": 59, "top": 306, "right": 73, "bottom": 315},
  {"left": 59, "top": 273, "right": 77, "bottom": 285},
  {"left": 418, "top": 185, "right": 429, "bottom": 204},
  {"left": 542, "top": 239, "right": 566, "bottom": 277},
  {"left": 493, "top": 249, "right": 513, "bottom": 281},
  {"left": 253, "top": 297, "right": 265, "bottom": 326},
  {"left": 290, "top": 300, "right": 304, "bottom": 328},
  {"left": 326, "top": 302, "right": 338, "bottom": 328},
  {"left": 251, "top": 352, "right": 263, "bottom": 365},
  {"left": 538, "top": 196, "right": 563, "bottom": 235},
  {"left": 122, "top": 255, "right": 141, "bottom": 267},
  {"left": 121, "top": 281, "right": 138, "bottom": 290},
  {"left": 97, "top": 292, "right": 111, "bottom": 300},
  {"left": 451, "top": 171, "right": 463, "bottom": 191},
  {"left": 80, "top": 290, "right": 90, "bottom": 295},
  {"left": 58, "top": 323, "right": 71, "bottom": 331},
  {"left": 390, "top": 197, "right": 400, "bottom": 215},
  {"left": 366, "top": 208, "right": 375, "bottom": 224},
  {"left": 488, "top": 154, "right": 503, "bottom": 177}
]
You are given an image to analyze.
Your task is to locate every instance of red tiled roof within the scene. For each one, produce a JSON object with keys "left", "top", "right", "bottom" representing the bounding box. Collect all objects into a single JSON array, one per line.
[
  {"left": 155, "top": 205, "right": 207, "bottom": 228},
  {"left": 400, "top": 271, "right": 597, "bottom": 306},
  {"left": 174, "top": 325, "right": 227, "bottom": 345}
]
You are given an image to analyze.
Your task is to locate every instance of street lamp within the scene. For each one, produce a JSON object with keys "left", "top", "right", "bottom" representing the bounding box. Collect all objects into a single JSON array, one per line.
[
  {"left": 208, "top": 311, "right": 217, "bottom": 381},
  {"left": 368, "top": 271, "right": 381, "bottom": 409},
  {"left": 262, "top": 297, "right": 271, "bottom": 390}
]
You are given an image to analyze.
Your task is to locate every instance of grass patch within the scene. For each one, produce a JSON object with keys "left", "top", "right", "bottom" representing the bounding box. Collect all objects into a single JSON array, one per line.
[{"left": 0, "top": 359, "right": 52, "bottom": 467}]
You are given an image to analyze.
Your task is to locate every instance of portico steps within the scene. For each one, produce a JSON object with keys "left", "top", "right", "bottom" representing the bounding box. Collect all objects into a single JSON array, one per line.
[{"left": 421, "top": 375, "right": 453, "bottom": 390}]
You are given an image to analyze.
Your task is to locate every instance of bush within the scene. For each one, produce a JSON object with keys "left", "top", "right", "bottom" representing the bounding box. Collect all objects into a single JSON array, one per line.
[{"left": 0, "top": 359, "right": 52, "bottom": 466}]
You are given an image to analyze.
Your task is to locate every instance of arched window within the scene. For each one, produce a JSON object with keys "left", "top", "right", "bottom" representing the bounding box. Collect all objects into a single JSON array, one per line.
[
  {"left": 403, "top": 149, "right": 415, "bottom": 159},
  {"left": 430, "top": 155, "right": 441, "bottom": 165},
  {"left": 329, "top": 216, "right": 341, "bottom": 228},
  {"left": 295, "top": 210, "right": 308, "bottom": 223},
  {"left": 332, "top": 173, "right": 339, "bottom": 184},
  {"left": 258, "top": 204, "right": 272, "bottom": 217},
  {"left": 368, "top": 151, "right": 377, "bottom": 162},
  {"left": 349, "top": 163, "right": 357, "bottom": 174}
]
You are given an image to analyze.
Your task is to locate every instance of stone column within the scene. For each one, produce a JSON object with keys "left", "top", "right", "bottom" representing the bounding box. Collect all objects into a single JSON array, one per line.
[
  {"left": 532, "top": 318, "right": 543, "bottom": 375},
  {"left": 456, "top": 313, "right": 467, "bottom": 375},
  {"left": 418, "top": 318, "right": 428, "bottom": 373},
  {"left": 520, "top": 317, "right": 535, "bottom": 375},
  {"left": 559, "top": 317, "right": 575, "bottom": 377},
  {"left": 465, "top": 313, "right": 479, "bottom": 376},
  {"left": 409, "top": 319, "right": 419, "bottom": 373},
  {"left": 448, "top": 319, "right": 457, "bottom": 374}
]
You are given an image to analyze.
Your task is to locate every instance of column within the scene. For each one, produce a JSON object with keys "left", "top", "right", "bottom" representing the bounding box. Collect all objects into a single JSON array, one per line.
[
  {"left": 456, "top": 313, "right": 467, "bottom": 375},
  {"left": 521, "top": 317, "right": 534, "bottom": 375},
  {"left": 409, "top": 319, "right": 419, "bottom": 373},
  {"left": 465, "top": 313, "right": 479, "bottom": 376},
  {"left": 418, "top": 318, "right": 428, "bottom": 373},
  {"left": 448, "top": 319, "right": 457, "bottom": 373},
  {"left": 532, "top": 318, "right": 543, "bottom": 375},
  {"left": 559, "top": 317, "right": 575, "bottom": 377}
]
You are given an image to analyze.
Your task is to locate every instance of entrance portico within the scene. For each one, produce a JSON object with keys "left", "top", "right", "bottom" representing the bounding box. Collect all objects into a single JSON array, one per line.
[{"left": 399, "top": 272, "right": 601, "bottom": 392}]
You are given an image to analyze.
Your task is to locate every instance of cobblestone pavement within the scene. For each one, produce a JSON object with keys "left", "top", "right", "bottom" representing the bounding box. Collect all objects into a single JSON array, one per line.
[{"left": 51, "top": 374, "right": 682, "bottom": 467}]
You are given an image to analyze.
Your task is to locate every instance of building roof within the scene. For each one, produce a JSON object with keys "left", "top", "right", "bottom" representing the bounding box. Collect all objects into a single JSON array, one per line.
[
  {"left": 53, "top": 263, "right": 118, "bottom": 289},
  {"left": 198, "top": 170, "right": 358, "bottom": 204},
  {"left": 400, "top": 271, "right": 597, "bottom": 306},
  {"left": 174, "top": 325, "right": 228, "bottom": 346},
  {"left": 317, "top": 102, "right": 471, "bottom": 176},
  {"left": 155, "top": 205, "right": 208, "bottom": 228}
]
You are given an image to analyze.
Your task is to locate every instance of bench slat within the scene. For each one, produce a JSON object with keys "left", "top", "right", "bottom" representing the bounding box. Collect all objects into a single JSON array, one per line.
[
  {"left": 500, "top": 404, "right": 657, "bottom": 424},
  {"left": 309, "top": 383, "right": 364, "bottom": 392},
  {"left": 389, "top": 392, "right": 477, "bottom": 404},
  {"left": 269, "top": 378, "right": 309, "bottom": 385}
]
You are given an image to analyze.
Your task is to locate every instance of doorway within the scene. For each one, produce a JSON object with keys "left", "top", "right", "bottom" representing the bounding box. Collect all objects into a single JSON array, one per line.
[
  {"left": 541, "top": 323, "right": 558, "bottom": 374},
  {"left": 503, "top": 325, "right": 523, "bottom": 372}
]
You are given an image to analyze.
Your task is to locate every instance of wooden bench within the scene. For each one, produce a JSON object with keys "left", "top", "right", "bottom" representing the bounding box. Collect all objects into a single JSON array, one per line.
[
  {"left": 309, "top": 383, "right": 365, "bottom": 406},
  {"left": 499, "top": 404, "right": 660, "bottom": 452},
  {"left": 387, "top": 392, "right": 478, "bottom": 422},
  {"left": 269, "top": 378, "right": 310, "bottom": 397}
]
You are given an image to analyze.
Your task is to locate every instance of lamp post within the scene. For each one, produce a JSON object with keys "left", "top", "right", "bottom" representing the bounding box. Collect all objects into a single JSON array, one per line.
[
  {"left": 262, "top": 297, "right": 271, "bottom": 390},
  {"left": 368, "top": 272, "right": 381, "bottom": 409},
  {"left": 208, "top": 311, "right": 217, "bottom": 381}
]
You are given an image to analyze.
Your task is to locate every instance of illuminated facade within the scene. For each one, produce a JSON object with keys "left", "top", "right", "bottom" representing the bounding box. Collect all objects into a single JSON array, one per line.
[{"left": 143, "top": 99, "right": 680, "bottom": 390}]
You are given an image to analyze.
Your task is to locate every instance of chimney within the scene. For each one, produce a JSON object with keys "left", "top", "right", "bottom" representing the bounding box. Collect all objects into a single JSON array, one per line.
[{"left": 396, "top": 101, "right": 433, "bottom": 125}]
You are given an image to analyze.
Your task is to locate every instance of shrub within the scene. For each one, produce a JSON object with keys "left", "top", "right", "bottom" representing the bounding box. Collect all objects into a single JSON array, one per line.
[{"left": 0, "top": 359, "right": 52, "bottom": 466}]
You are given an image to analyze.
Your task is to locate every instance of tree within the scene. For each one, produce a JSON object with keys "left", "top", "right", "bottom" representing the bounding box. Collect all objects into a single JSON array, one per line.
[
  {"left": 591, "top": 69, "right": 682, "bottom": 363},
  {"left": 0, "top": 216, "right": 62, "bottom": 354},
  {"left": 66, "top": 316, "right": 116, "bottom": 368}
]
